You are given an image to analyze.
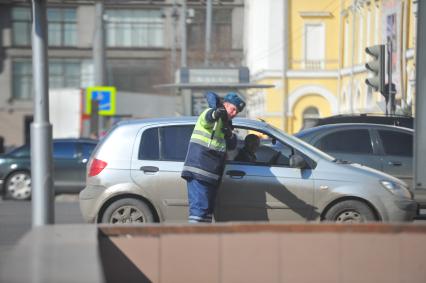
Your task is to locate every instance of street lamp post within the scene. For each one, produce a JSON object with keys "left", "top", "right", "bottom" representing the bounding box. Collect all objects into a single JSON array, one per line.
[{"left": 31, "top": 0, "right": 54, "bottom": 226}]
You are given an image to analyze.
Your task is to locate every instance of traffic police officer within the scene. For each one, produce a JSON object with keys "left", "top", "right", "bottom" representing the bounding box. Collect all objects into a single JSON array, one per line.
[{"left": 181, "top": 92, "right": 246, "bottom": 223}]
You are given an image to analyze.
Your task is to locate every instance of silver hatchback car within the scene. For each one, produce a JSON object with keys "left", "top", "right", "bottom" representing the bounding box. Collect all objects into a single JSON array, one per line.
[{"left": 79, "top": 117, "right": 417, "bottom": 224}]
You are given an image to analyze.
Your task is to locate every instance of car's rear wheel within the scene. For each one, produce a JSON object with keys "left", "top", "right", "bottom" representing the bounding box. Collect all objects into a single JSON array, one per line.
[
  {"left": 5, "top": 171, "right": 31, "bottom": 201},
  {"left": 101, "top": 198, "right": 155, "bottom": 224},
  {"left": 324, "top": 200, "right": 377, "bottom": 223}
]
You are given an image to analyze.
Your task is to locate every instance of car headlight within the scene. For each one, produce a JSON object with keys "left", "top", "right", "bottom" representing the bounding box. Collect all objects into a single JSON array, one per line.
[{"left": 380, "top": 180, "right": 412, "bottom": 199}]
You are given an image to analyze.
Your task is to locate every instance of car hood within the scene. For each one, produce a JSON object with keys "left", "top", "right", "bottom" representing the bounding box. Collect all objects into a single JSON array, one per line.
[{"left": 316, "top": 159, "right": 408, "bottom": 186}]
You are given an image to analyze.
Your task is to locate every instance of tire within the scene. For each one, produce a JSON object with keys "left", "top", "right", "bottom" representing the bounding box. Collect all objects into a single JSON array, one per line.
[
  {"left": 324, "top": 200, "right": 377, "bottom": 223},
  {"left": 100, "top": 198, "right": 155, "bottom": 224},
  {"left": 5, "top": 171, "right": 31, "bottom": 201}
]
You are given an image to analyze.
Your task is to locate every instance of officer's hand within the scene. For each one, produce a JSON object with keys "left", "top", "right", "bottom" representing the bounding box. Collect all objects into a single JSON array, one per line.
[
  {"left": 214, "top": 107, "right": 228, "bottom": 120},
  {"left": 223, "top": 127, "right": 233, "bottom": 139}
]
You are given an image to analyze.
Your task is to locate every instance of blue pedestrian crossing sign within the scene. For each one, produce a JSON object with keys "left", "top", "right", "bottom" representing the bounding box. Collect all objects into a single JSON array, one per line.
[{"left": 86, "top": 86, "right": 116, "bottom": 116}]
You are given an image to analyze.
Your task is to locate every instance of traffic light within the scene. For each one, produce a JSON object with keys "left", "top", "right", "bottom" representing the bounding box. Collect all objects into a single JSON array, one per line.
[{"left": 365, "top": 44, "right": 385, "bottom": 95}]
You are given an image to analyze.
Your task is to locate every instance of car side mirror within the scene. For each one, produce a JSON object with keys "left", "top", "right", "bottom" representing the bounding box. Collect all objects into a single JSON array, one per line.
[{"left": 289, "top": 154, "right": 309, "bottom": 169}]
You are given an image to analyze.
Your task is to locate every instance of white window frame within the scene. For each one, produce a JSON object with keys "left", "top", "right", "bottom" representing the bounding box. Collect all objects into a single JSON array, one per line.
[
  {"left": 303, "top": 22, "right": 326, "bottom": 70},
  {"left": 344, "top": 19, "right": 349, "bottom": 67},
  {"left": 358, "top": 13, "right": 364, "bottom": 64}
]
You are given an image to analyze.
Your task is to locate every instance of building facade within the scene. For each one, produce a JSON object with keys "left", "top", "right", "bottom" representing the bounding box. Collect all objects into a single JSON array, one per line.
[
  {"left": 0, "top": 0, "right": 244, "bottom": 147},
  {"left": 244, "top": 0, "right": 417, "bottom": 134}
]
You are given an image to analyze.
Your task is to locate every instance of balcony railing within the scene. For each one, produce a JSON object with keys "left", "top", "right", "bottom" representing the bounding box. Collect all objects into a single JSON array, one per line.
[{"left": 290, "top": 59, "right": 339, "bottom": 71}]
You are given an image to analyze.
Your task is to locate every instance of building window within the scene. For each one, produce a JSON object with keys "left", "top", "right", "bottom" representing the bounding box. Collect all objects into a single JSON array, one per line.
[
  {"left": 47, "top": 8, "right": 77, "bottom": 46},
  {"left": 12, "top": 7, "right": 77, "bottom": 47},
  {"left": 12, "top": 59, "right": 82, "bottom": 100},
  {"left": 304, "top": 23, "right": 325, "bottom": 70},
  {"left": 302, "top": 107, "right": 320, "bottom": 129},
  {"left": 187, "top": 8, "right": 232, "bottom": 50},
  {"left": 12, "top": 60, "right": 33, "bottom": 100},
  {"left": 105, "top": 9, "right": 164, "bottom": 47},
  {"left": 12, "top": 7, "right": 32, "bottom": 46},
  {"left": 49, "top": 59, "right": 81, "bottom": 88}
]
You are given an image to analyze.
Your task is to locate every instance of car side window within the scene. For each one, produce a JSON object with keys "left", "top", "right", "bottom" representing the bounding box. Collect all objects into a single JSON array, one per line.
[
  {"left": 53, "top": 142, "right": 77, "bottom": 159},
  {"left": 139, "top": 127, "right": 160, "bottom": 160},
  {"left": 230, "top": 127, "right": 294, "bottom": 167},
  {"left": 317, "top": 129, "right": 373, "bottom": 154},
  {"left": 160, "top": 125, "right": 194, "bottom": 161},
  {"left": 138, "top": 125, "right": 194, "bottom": 161},
  {"left": 378, "top": 130, "right": 413, "bottom": 157}
]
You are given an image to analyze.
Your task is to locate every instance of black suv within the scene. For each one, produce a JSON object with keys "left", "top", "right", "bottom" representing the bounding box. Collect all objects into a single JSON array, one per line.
[{"left": 312, "top": 114, "right": 413, "bottom": 129}]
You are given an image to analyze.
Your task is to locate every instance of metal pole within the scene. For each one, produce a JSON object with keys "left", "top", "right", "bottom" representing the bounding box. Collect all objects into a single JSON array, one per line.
[
  {"left": 205, "top": 0, "right": 212, "bottom": 66},
  {"left": 414, "top": 0, "right": 426, "bottom": 202},
  {"left": 94, "top": 1, "right": 106, "bottom": 85},
  {"left": 93, "top": 0, "right": 106, "bottom": 135},
  {"left": 180, "top": 0, "right": 187, "bottom": 68},
  {"left": 387, "top": 36, "right": 393, "bottom": 115},
  {"left": 171, "top": 0, "right": 178, "bottom": 82},
  {"left": 282, "top": 0, "right": 289, "bottom": 131},
  {"left": 31, "top": 0, "right": 54, "bottom": 226},
  {"left": 349, "top": 0, "right": 357, "bottom": 114}
]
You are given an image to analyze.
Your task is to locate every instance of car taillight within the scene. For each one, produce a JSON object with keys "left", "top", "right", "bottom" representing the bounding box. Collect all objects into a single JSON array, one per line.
[{"left": 88, "top": 158, "right": 108, "bottom": 177}]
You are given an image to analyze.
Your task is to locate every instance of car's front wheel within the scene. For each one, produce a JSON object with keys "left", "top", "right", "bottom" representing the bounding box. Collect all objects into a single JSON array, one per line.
[
  {"left": 324, "top": 200, "right": 377, "bottom": 223},
  {"left": 5, "top": 171, "right": 31, "bottom": 200},
  {"left": 101, "top": 198, "right": 155, "bottom": 224}
]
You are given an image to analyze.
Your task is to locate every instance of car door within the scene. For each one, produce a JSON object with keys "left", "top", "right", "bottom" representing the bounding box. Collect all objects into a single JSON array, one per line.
[
  {"left": 130, "top": 124, "right": 194, "bottom": 223},
  {"left": 376, "top": 129, "right": 413, "bottom": 186},
  {"left": 313, "top": 128, "right": 382, "bottom": 170},
  {"left": 53, "top": 141, "right": 81, "bottom": 193},
  {"left": 76, "top": 142, "right": 97, "bottom": 188},
  {"left": 215, "top": 129, "right": 315, "bottom": 222}
]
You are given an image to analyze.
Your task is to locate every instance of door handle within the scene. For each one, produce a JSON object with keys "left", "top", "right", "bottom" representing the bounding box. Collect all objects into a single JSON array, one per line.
[
  {"left": 387, "top": 161, "right": 402, "bottom": 166},
  {"left": 226, "top": 170, "right": 246, "bottom": 179},
  {"left": 140, "top": 166, "right": 159, "bottom": 173}
]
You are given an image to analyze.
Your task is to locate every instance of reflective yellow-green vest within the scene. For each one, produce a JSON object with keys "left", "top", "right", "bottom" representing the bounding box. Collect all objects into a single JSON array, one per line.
[{"left": 181, "top": 108, "right": 228, "bottom": 185}]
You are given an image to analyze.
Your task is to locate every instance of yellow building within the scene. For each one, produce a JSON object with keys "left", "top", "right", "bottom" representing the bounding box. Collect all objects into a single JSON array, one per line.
[{"left": 245, "top": 0, "right": 417, "bottom": 134}]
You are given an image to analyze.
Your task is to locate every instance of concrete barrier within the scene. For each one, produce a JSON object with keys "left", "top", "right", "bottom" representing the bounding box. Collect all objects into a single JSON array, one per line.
[{"left": 2, "top": 223, "right": 426, "bottom": 283}]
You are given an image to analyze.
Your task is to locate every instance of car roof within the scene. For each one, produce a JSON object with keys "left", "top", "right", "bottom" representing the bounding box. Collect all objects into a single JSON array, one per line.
[
  {"left": 53, "top": 138, "right": 98, "bottom": 143},
  {"left": 315, "top": 114, "right": 413, "bottom": 128},
  {"left": 296, "top": 123, "right": 413, "bottom": 137},
  {"left": 116, "top": 116, "right": 270, "bottom": 129}
]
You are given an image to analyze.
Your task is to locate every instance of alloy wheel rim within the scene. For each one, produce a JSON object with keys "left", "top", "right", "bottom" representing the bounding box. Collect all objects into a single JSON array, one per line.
[
  {"left": 110, "top": 205, "right": 145, "bottom": 224},
  {"left": 7, "top": 173, "right": 31, "bottom": 200},
  {"left": 336, "top": 210, "right": 363, "bottom": 223}
]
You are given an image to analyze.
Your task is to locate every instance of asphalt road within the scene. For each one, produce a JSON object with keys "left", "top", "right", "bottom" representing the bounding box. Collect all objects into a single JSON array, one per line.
[{"left": 0, "top": 195, "right": 85, "bottom": 269}]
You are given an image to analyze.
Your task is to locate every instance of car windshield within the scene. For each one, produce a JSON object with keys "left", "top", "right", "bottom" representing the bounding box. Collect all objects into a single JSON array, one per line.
[{"left": 266, "top": 123, "right": 335, "bottom": 162}]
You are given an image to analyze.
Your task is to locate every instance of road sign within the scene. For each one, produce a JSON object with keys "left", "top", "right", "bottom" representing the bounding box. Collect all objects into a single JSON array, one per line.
[{"left": 85, "top": 86, "right": 116, "bottom": 116}]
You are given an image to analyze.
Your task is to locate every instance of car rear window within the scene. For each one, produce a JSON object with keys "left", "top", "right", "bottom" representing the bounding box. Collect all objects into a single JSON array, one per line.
[
  {"left": 378, "top": 130, "right": 413, "bottom": 157},
  {"left": 317, "top": 129, "right": 373, "bottom": 154},
  {"left": 139, "top": 125, "right": 194, "bottom": 161}
]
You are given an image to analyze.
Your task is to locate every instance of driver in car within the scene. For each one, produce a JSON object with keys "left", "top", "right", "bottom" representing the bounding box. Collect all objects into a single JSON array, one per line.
[{"left": 234, "top": 134, "right": 260, "bottom": 163}]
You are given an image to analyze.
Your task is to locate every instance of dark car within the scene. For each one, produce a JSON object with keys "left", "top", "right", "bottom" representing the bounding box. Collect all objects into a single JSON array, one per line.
[
  {"left": 295, "top": 123, "right": 413, "bottom": 188},
  {"left": 311, "top": 114, "right": 413, "bottom": 129},
  {"left": 0, "top": 138, "right": 97, "bottom": 200}
]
